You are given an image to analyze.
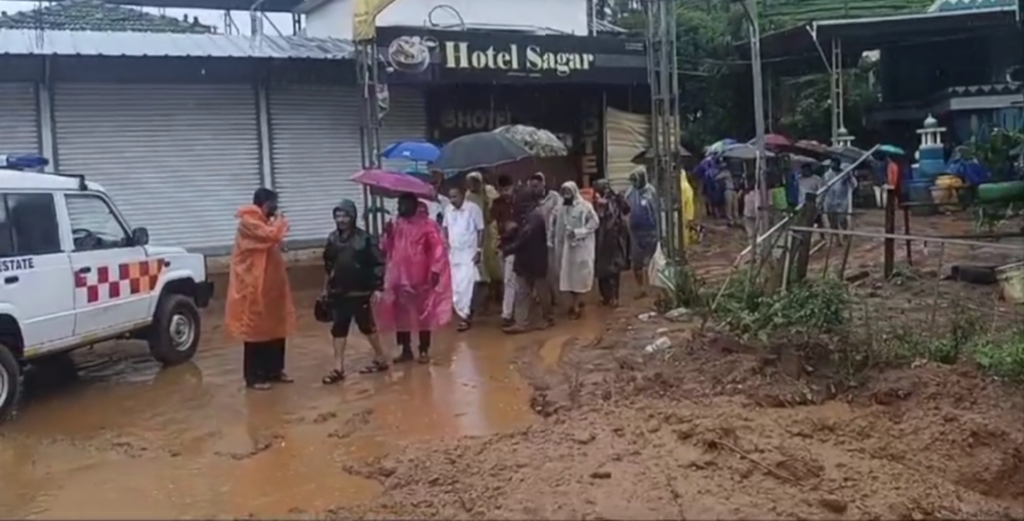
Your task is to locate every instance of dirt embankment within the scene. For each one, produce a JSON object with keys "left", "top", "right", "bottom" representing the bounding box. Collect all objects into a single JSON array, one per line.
[{"left": 330, "top": 306, "right": 1024, "bottom": 520}]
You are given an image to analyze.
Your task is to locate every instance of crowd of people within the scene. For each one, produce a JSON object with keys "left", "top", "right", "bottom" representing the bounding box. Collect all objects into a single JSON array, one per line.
[{"left": 222, "top": 169, "right": 670, "bottom": 390}]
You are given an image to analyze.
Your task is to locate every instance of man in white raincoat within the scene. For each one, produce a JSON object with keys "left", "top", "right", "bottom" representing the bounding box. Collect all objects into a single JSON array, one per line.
[
  {"left": 551, "top": 181, "right": 599, "bottom": 319},
  {"left": 443, "top": 186, "right": 484, "bottom": 332}
]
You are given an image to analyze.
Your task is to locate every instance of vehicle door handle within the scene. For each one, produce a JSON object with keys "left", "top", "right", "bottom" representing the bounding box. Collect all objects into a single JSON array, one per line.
[
  {"left": 77, "top": 267, "right": 91, "bottom": 274},
  {"left": 3, "top": 276, "right": 18, "bottom": 284}
]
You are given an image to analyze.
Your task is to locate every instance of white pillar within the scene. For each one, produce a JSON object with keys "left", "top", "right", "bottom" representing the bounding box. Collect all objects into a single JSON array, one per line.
[{"left": 256, "top": 81, "right": 274, "bottom": 189}]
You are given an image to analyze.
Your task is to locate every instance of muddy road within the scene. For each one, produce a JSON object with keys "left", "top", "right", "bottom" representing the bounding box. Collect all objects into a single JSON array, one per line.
[
  {"left": 2, "top": 211, "right": 1022, "bottom": 519},
  {"left": 0, "top": 266, "right": 609, "bottom": 519}
]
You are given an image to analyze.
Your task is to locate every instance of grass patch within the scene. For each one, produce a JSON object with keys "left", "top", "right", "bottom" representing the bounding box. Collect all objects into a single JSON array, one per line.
[{"left": 658, "top": 263, "right": 1024, "bottom": 384}]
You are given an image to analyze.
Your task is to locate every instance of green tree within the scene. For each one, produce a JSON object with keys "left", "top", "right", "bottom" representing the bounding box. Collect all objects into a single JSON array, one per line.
[{"left": 609, "top": 0, "right": 878, "bottom": 149}]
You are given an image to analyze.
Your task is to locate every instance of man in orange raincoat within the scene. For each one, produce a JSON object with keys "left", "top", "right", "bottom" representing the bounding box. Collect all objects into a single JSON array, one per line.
[{"left": 225, "top": 188, "right": 297, "bottom": 390}]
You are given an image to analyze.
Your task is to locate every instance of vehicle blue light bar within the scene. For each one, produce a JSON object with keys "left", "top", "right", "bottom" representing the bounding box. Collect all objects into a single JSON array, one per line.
[{"left": 1, "top": 153, "right": 50, "bottom": 170}]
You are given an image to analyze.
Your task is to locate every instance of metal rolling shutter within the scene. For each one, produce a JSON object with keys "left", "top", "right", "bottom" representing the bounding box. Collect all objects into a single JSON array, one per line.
[
  {"left": 268, "top": 84, "right": 363, "bottom": 243},
  {"left": 379, "top": 86, "right": 428, "bottom": 172},
  {"left": 377, "top": 87, "right": 428, "bottom": 216},
  {"left": 0, "top": 83, "right": 41, "bottom": 156},
  {"left": 52, "top": 83, "right": 261, "bottom": 252}
]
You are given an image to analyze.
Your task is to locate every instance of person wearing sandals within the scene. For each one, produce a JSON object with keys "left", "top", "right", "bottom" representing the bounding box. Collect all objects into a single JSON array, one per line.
[
  {"left": 320, "top": 199, "right": 390, "bottom": 385},
  {"left": 551, "top": 181, "right": 599, "bottom": 320},
  {"left": 376, "top": 194, "right": 453, "bottom": 363},
  {"left": 444, "top": 186, "right": 484, "bottom": 332}
]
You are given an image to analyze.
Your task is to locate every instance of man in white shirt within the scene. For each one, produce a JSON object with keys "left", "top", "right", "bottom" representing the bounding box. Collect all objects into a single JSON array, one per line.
[{"left": 443, "top": 186, "right": 484, "bottom": 332}]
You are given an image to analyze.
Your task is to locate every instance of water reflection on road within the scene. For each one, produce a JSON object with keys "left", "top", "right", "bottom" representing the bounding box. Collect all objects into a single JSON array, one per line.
[{"left": 0, "top": 269, "right": 607, "bottom": 519}]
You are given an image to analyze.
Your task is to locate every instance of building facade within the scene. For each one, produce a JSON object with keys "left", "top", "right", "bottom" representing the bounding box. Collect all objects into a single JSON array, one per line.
[{"left": 0, "top": 30, "right": 421, "bottom": 255}]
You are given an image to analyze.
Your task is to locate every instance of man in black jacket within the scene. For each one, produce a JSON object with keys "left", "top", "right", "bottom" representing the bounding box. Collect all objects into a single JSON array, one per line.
[
  {"left": 320, "top": 199, "right": 389, "bottom": 384},
  {"left": 501, "top": 193, "right": 553, "bottom": 334}
]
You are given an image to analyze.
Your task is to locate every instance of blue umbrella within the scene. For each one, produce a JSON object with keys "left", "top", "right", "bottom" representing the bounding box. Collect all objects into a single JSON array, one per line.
[{"left": 382, "top": 140, "right": 441, "bottom": 163}]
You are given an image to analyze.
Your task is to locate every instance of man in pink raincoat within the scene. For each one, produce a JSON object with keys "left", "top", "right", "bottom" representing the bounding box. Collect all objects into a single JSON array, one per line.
[{"left": 375, "top": 192, "right": 453, "bottom": 363}]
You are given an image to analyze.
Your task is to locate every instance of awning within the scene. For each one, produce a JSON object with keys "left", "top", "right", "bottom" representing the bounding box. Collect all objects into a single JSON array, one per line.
[{"left": 745, "top": 6, "right": 1015, "bottom": 75}]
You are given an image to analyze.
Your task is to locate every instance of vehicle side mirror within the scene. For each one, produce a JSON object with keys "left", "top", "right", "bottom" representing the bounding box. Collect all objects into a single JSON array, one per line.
[{"left": 131, "top": 227, "right": 149, "bottom": 247}]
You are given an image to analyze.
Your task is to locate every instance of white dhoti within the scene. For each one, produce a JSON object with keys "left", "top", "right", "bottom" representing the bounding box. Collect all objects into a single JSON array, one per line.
[
  {"left": 501, "top": 254, "right": 517, "bottom": 320},
  {"left": 450, "top": 247, "right": 478, "bottom": 320}
]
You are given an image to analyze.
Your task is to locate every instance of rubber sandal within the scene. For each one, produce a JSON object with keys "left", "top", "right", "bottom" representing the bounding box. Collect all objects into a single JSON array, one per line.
[
  {"left": 457, "top": 321, "right": 471, "bottom": 332},
  {"left": 393, "top": 350, "right": 415, "bottom": 364},
  {"left": 417, "top": 350, "right": 431, "bottom": 364},
  {"left": 321, "top": 369, "right": 345, "bottom": 385},
  {"left": 247, "top": 382, "right": 272, "bottom": 391},
  {"left": 358, "top": 361, "right": 389, "bottom": 374}
]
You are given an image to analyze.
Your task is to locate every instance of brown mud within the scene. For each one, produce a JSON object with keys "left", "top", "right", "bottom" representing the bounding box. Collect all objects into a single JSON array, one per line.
[{"left": 1, "top": 210, "right": 1021, "bottom": 520}]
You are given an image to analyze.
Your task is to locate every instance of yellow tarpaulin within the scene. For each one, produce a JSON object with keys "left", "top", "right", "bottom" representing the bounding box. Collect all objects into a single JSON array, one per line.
[{"left": 353, "top": 0, "right": 398, "bottom": 41}]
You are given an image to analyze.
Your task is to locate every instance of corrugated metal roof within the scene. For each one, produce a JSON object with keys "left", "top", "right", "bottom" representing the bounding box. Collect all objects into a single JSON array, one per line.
[
  {"left": 928, "top": 0, "right": 1013, "bottom": 11},
  {"left": 590, "top": 19, "right": 628, "bottom": 34},
  {"left": 0, "top": 29, "right": 355, "bottom": 59}
]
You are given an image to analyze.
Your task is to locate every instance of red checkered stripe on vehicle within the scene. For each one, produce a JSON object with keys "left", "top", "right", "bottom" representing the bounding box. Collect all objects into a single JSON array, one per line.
[{"left": 74, "top": 259, "right": 165, "bottom": 304}]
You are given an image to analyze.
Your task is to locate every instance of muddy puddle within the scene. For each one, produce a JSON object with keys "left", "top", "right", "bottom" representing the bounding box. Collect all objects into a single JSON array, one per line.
[{"left": 0, "top": 266, "right": 608, "bottom": 519}]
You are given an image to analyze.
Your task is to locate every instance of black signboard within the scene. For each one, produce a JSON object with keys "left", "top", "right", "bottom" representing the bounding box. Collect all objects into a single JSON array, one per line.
[
  {"left": 425, "top": 84, "right": 605, "bottom": 185},
  {"left": 376, "top": 26, "right": 647, "bottom": 85}
]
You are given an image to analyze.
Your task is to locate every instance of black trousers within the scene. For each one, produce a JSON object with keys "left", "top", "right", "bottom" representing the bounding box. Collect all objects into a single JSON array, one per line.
[
  {"left": 598, "top": 273, "right": 620, "bottom": 303},
  {"left": 396, "top": 331, "right": 432, "bottom": 353},
  {"left": 243, "top": 338, "right": 286, "bottom": 386}
]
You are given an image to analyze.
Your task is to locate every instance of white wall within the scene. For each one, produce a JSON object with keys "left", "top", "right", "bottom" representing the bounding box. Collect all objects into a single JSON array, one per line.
[{"left": 304, "top": 0, "right": 589, "bottom": 39}]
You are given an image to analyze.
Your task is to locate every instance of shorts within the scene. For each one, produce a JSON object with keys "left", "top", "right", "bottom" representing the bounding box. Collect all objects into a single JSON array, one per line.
[{"left": 330, "top": 294, "right": 376, "bottom": 338}]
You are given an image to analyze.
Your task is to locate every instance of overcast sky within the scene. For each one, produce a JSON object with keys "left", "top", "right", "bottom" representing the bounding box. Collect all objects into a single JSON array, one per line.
[{"left": 0, "top": 0, "right": 293, "bottom": 35}]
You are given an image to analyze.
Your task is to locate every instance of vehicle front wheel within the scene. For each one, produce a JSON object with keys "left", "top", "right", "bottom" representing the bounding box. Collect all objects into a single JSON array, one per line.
[
  {"left": 0, "top": 342, "right": 22, "bottom": 423},
  {"left": 148, "top": 294, "right": 201, "bottom": 366}
]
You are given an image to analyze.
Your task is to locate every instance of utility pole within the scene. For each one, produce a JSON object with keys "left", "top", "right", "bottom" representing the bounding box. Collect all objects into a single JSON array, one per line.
[
  {"left": 644, "top": 0, "right": 683, "bottom": 259},
  {"left": 745, "top": 0, "right": 768, "bottom": 239}
]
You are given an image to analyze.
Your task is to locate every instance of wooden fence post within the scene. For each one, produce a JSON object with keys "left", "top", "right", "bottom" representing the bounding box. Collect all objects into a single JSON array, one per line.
[
  {"left": 883, "top": 187, "right": 897, "bottom": 279},
  {"left": 792, "top": 192, "right": 818, "bottom": 284}
]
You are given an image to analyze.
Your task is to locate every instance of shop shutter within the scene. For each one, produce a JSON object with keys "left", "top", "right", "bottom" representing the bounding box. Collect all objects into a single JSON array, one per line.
[
  {"left": 267, "top": 84, "right": 364, "bottom": 244},
  {"left": 0, "top": 83, "right": 41, "bottom": 157},
  {"left": 52, "top": 83, "right": 262, "bottom": 252}
]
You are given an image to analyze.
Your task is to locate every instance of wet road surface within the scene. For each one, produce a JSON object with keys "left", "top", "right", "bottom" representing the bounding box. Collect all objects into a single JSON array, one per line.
[{"left": 0, "top": 268, "right": 608, "bottom": 519}]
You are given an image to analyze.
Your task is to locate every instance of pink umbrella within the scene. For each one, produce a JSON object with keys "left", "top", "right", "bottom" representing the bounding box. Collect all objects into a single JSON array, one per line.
[
  {"left": 750, "top": 134, "right": 792, "bottom": 148},
  {"left": 351, "top": 169, "right": 436, "bottom": 200}
]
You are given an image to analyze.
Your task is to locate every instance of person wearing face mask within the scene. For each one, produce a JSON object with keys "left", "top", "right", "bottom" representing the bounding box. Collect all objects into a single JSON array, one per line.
[
  {"left": 593, "top": 179, "right": 630, "bottom": 307},
  {"left": 319, "top": 199, "right": 389, "bottom": 384},
  {"left": 376, "top": 193, "right": 452, "bottom": 364},
  {"left": 225, "top": 188, "right": 296, "bottom": 391},
  {"left": 551, "top": 181, "right": 599, "bottom": 319}
]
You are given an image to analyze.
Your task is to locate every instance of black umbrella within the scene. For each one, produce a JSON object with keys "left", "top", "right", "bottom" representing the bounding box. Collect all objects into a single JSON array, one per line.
[{"left": 432, "top": 131, "right": 532, "bottom": 173}]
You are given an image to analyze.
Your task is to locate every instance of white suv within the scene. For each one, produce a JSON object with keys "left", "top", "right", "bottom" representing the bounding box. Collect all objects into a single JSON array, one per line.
[{"left": 0, "top": 154, "right": 214, "bottom": 422}]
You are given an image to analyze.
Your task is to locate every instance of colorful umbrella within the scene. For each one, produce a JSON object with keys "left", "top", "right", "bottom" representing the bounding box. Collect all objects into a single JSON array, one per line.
[
  {"left": 748, "top": 134, "right": 792, "bottom": 148},
  {"left": 351, "top": 168, "right": 436, "bottom": 200},
  {"left": 381, "top": 140, "right": 441, "bottom": 163},
  {"left": 721, "top": 143, "right": 775, "bottom": 160},
  {"left": 705, "top": 138, "right": 737, "bottom": 155},
  {"left": 791, "top": 139, "right": 831, "bottom": 158},
  {"left": 876, "top": 144, "right": 906, "bottom": 156}
]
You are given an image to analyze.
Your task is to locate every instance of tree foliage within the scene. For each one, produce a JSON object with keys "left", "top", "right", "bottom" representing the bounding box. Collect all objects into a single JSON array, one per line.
[{"left": 602, "top": 0, "right": 880, "bottom": 149}]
